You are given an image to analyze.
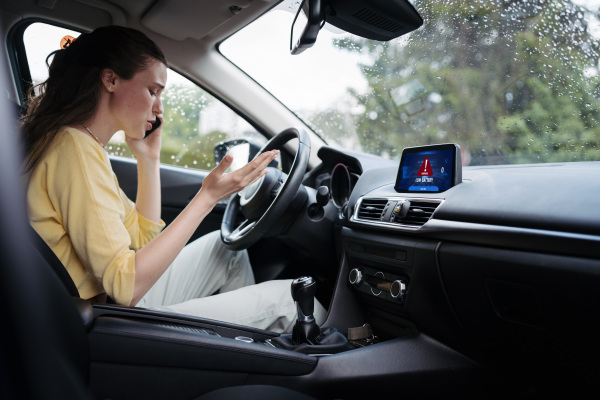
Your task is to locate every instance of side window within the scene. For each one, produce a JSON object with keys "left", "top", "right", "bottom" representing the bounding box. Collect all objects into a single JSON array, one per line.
[
  {"left": 23, "top": 23, "right": 80, "bottom": 96},
  {"left": 22, "top": 22, "right": 265, "bottom": 171}
]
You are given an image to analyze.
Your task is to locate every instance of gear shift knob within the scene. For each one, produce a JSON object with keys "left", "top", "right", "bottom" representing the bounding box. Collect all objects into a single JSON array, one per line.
[
  {"left": 291, "top": 276, "right": 320, "bottom": 345},
  {"left": 291, "top": 276, "right": 316, "bottom": 319}
]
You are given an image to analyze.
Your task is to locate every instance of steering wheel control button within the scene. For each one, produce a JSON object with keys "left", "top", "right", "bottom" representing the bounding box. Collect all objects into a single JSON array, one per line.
[{"left": 270, "top": 178, "right": 284, "bottom": 197}]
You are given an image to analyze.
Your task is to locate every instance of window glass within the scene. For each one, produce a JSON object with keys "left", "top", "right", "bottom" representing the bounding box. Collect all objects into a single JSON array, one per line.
[
  {"left": 23, "top": 22, "right": 265, "bottom": 170},
  {"left": 24, "top": 23, "right": 80, "bottom": 95},
  {"left": 107, "top": 69, "right": 265, "bottom": 169},
  {"left": 221, "top": 0, "right": 600, "bottom": 165}
]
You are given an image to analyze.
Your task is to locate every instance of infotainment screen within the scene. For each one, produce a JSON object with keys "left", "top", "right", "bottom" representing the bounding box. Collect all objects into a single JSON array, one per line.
[{"left": 395, "top": 143, "right": 462, "bottom": 193}]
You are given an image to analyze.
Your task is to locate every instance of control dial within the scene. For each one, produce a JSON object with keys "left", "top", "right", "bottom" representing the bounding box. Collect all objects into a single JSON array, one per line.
[
  {"left": 390, "top": 279, "right": 407, "bottom": 302},
  {"left": 349, "top": 268, "right": 363, "bottom": 285}
]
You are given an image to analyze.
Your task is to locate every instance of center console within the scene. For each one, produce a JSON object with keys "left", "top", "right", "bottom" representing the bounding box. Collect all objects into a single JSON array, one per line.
[{"left": 82, "top": 262, "right": 483, "bottom": 400}]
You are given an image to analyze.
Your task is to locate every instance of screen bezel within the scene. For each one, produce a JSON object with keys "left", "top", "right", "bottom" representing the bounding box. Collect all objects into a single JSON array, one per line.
[{"left": 394, "top": 143, "right": 462, "bottom": 193}]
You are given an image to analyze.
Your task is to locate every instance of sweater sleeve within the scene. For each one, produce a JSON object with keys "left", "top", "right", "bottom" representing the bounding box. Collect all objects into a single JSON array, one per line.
[
  {"left": 120, "top": 187, "right": 165, "bottom": 251},
  {"left": 48, "top": 133, "right": 154, "bottom": 305}
]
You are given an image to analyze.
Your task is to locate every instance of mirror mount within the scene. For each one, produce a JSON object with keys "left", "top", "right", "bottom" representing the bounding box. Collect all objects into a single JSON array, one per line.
[{"left": 290, "top": 0, "right": 325, "bottom": 55}]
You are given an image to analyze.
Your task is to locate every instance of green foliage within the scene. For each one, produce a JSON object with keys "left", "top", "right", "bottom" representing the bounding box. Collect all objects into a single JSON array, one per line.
[
  {"left": 325, "top": 0, "right": 600, "bottom": 164},
  {"left": 160, "top": 84, "right": 229, "bottom": 169},
  {"left": 108, "top": 84, "right": 239, "bottom": 170}
]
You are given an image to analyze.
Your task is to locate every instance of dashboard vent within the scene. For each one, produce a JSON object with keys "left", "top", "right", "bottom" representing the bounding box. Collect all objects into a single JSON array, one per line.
[
  {"left": 399, "top": 200, "right": 441, "bottom": 226},
  {"left": 353, "top": 197, "right": 442, "bottom": 230},
  {"left": 356, "top": 198, "right": 388, "bottom": 221}
]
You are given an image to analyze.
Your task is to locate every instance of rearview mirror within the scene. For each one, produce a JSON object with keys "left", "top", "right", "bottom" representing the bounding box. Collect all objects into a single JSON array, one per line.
[
  {"left": 289, "top": 0, "right": 423, "bottom": 55},
  {"left": 290, "top": 0, "right": 324, "bottom": 55}
]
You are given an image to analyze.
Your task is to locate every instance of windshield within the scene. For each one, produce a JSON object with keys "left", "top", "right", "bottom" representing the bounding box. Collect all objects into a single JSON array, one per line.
[{"left": 221, "top": 0, "right": 600, "bottom": 166}]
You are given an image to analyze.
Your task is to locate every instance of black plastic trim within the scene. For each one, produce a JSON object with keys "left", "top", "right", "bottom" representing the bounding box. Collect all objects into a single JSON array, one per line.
[{"left": 89, "top": 316, "right": 317, "bottom": 375}]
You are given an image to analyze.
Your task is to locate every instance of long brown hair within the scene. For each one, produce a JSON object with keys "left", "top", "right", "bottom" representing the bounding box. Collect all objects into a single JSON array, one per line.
[{"left": 21, "top": 25, "right": 167, "bottom": 173}]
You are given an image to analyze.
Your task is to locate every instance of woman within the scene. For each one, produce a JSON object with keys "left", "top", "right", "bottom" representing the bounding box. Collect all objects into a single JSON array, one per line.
[{"left": 22, "top": 25, "right": 325, "bottom": 332}]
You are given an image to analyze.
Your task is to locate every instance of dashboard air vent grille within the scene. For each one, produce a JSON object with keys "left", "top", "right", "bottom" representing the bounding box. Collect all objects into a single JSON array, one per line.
[
  {"left": 398, "top": 201, "right": 441, "bottom": 226},
  {"left": 356, "top": 198, "right": 388, "bottom": 221},
  {"left": 353, "top": 197, "right": 443, "bottom": 230}
]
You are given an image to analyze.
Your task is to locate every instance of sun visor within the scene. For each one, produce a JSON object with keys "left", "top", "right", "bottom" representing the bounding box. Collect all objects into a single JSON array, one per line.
[
  {"left": 141, "top": 0, "right": 253, "bottom": 41},
  {"left": 324, "top": 0, "right": 422, "bottom": 41}
]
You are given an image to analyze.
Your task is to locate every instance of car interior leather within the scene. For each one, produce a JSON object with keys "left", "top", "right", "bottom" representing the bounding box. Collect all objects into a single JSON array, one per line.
[{"left": 27, "top": 224, "right": 80, "bottom": 297}]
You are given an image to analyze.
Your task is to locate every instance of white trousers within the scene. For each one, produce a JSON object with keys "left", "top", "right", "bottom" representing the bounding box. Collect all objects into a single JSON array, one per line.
[{"left": 137, "top": 231, "right": 327, "bottom": 333}]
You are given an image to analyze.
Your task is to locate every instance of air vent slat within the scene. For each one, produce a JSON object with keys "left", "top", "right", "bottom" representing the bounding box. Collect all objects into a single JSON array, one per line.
[
  {"left": 395, "top": 201, "right": 440, "bottom": 226},
  {"left": 354, "top": 197, "right": 442, "bottom": 230},
  {"left": 356, "top": 199, "right": 388, "bottom": 221}
]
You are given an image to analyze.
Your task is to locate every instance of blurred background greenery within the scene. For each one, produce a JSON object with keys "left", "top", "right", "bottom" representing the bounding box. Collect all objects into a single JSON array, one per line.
[{"left": 310, "top": 0, "right": 600, "bottom": 164}]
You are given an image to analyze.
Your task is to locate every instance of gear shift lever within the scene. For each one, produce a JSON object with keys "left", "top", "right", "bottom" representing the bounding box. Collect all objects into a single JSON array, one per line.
[
  {"left": 291, "top": 276, "right": 320, "bottom": 345},
  {"left": 270, "top": 276, "right": 354, "bottom": 354}
]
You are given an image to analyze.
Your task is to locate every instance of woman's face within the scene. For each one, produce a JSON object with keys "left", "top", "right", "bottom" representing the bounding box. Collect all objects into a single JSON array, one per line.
[{"left": 111, "top": 58, "right": 167, "bottom": 139}]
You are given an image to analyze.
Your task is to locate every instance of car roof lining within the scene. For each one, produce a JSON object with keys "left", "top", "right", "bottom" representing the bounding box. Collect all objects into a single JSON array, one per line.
[{"left": 84, "top": 0, "right": 280, "bottom": 47}]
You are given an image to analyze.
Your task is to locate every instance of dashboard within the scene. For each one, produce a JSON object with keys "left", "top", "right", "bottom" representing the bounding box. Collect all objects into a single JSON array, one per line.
[{"left": 313, "top": 144, "right": 600, "bottom": 393}]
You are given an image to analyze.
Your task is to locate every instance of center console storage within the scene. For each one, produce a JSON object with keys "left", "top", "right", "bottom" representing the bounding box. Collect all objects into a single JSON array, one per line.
[
  {"left": 89, "top": 303, "right": 317, "bottom": 375},
  {"left": 86, "top": 303, "right": 321, "bottom": 400}
]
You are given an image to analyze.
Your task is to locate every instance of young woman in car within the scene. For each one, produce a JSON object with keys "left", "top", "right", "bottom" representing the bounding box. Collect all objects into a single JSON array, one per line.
[{"left": 22, "top": 25, "right": 325, "bottom": 332}]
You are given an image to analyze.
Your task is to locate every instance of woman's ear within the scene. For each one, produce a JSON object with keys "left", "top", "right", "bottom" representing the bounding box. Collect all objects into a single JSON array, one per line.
[{"left": 101, "top": 69, "right": 116, "bottom": 93}]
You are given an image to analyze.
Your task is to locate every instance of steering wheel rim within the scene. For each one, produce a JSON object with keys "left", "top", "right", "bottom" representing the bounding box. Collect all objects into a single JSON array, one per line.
[{"left": 220, "top": 127, "right": 311, "bottom": 250}]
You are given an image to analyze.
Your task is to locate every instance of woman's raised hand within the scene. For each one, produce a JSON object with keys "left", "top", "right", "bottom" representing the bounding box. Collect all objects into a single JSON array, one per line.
[{"left": 199, "top": 150, "right": 279, "bottom": 205}]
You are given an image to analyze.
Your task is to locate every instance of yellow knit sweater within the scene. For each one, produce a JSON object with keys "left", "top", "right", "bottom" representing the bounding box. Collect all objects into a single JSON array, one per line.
[{"left": 27, "top": 127, "right": 164, "bottom": 305}]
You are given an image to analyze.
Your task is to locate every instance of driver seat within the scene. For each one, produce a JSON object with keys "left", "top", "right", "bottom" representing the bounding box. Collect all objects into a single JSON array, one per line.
[
  {"left": 0, "top": 103, "right": 318, "bottom": 400},
  {"left": 27, "top": 224, "right": 80, "bottom": 298}
]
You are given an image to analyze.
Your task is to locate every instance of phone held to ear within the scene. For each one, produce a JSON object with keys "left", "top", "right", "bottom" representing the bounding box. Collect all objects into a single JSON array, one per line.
[{"left": 145, "top": 118, "right": 161, "bottom": 138}]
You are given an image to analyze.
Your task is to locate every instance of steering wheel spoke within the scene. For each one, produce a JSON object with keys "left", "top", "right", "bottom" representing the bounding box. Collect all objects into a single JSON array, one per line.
[{"left": 227, "top": 219, "right": 257, "bottom": 242}]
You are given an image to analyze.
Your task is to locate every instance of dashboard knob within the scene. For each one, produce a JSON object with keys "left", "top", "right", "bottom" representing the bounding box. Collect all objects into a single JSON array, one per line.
[
  {"left": 316, "top": 185, "right": 330, "bottom": 207},
  {"left": 390, "top": 279, "right": 407, "bottom": 301},
  {"left": 349, "top": 268, "right": 363, "bottom": 285}
]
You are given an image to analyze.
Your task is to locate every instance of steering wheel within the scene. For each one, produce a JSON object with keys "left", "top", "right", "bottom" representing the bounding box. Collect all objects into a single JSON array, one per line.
[{"left": 220, "top": 127, "right": 311, "bottom": 251}]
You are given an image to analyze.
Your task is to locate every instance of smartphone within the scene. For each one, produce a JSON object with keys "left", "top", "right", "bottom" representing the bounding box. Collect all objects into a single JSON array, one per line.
[{"left": 145, "top": 118, "right": 161, "bottom": 138}]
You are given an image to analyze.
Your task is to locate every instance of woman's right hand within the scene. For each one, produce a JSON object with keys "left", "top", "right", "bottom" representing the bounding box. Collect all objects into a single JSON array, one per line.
[
  {"left": 131, "top": 149, "right": 278, "bottom": 305},
  {"left": 198, "top": 150, "right": 279, "bottom": 205}
]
